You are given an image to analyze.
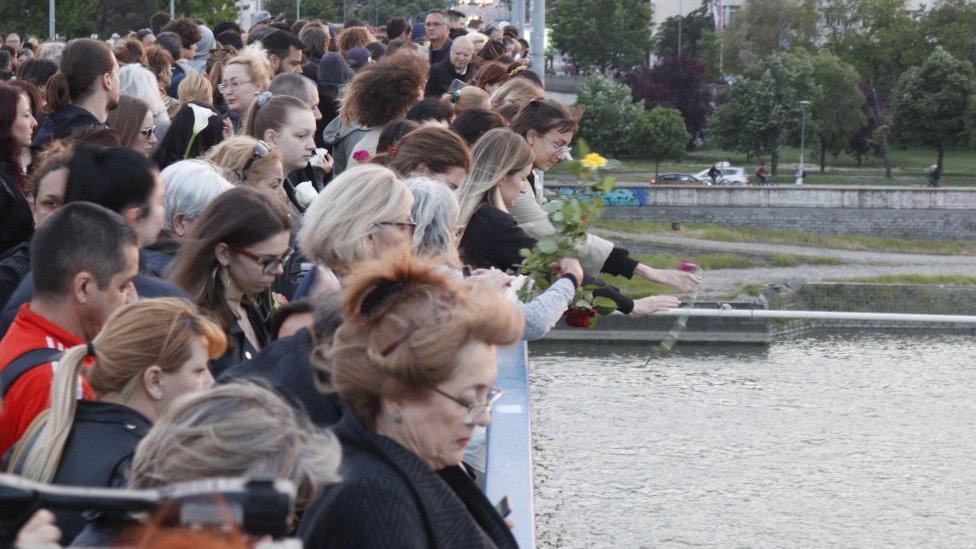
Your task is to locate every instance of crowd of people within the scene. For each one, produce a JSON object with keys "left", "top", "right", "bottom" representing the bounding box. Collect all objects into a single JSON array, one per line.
[{"left": 0, "top": 9, "right": 700, "bottom": 547}]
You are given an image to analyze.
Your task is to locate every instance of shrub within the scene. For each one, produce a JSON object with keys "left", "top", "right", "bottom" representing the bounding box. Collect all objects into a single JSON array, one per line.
[{"left": 574, "top": 75, "right": 642, "bottom": 157}]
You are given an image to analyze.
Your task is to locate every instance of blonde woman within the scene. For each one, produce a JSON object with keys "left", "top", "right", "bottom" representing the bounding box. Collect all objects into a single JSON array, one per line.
[
  {"left": 176, "top": 72, "right": 213, "bottom": 111},
  {"left": 296, "top": 164, "right": 413, "bottom": 300},
  {"left": 7, "top": 298, "right": 226, "bottom": 544},
  {"left": 219, "top": 46, "right": 271, "bottom": 130},
  {"left": 441, "top": 85, "right": 490, "bottom": 111},
  {"left": 488, "top": 77, "right": 543, "bottom": 110},
  {"left": 204, "top": 135, "right": 286, "bottom": 205},
  {"left": 457, "top": 128, "right": 681, "bottom": 316},
  {"left": 73, "top": 382, "right": 342, "bottom": 546}
]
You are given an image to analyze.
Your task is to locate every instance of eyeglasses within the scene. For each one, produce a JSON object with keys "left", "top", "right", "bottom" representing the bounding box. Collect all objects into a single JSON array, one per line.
[
  {"left": 229, "top": 245, "right": 294, "bottom": 274},
  {"left": 241, "top": 140, "right": 270, "bottom": 175},
  {"left": 433, "top": 386, "right": 503, "bottom": 424},
  {"left": 218, "top": 78, "right": 253, "bottom": 92},
  {"left": 376, "top": 219, "right": 416, "bottom": 234},
  {"left": 139, "top": 125, "right": 157, "bottom": 138},
  {"left": 548, "top": 138, "right": 571, "bottom": 159}
]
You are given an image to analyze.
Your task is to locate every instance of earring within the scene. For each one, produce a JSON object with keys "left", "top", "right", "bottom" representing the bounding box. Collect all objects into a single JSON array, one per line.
[{"left": 392, "top": 410, "right": 402, "bottom": 423}]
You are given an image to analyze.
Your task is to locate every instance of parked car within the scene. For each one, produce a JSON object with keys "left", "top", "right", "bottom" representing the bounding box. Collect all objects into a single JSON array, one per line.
[
  {"left": 695, "top": 162, "right": 750, "bottom": 185},
  {"left": 649, "top": 173, "right": 710, "bottom": 185}
]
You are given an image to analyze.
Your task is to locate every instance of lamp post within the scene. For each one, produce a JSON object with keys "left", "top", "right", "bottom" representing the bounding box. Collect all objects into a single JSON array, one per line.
[
  {"left": 797, "top": 99, "right": 810, "bottom": 185},
  {"left": 49, "top": 0, "right": 55, "bottom": 39}
]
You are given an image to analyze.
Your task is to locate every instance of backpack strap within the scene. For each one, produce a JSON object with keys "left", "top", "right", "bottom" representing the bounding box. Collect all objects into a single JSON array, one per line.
[{"left": 0, "top": 348, "right": 62, "bottom": 398}]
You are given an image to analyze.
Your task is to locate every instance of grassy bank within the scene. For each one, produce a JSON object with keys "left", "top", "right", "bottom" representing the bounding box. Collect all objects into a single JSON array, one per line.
[
  {"left": 831, "top": 274, "right": 976, "bottom": 285},
  {"left": 594, "top": 220, "right": 976, "bottom": 255}
]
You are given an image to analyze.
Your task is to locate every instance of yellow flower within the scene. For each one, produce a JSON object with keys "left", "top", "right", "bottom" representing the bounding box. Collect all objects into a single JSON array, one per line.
[{"left": 580, "top": 152, "right": 607, "bottom": 169}]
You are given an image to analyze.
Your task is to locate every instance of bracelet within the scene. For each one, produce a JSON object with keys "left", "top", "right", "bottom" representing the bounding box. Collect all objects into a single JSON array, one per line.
[{"left": 559, "top": 272, "right": 580, "bottom": 290}]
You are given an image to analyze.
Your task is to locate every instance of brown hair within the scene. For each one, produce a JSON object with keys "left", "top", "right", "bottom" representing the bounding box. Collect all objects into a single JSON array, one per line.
[
  {"left": 169, "top": 187, "right": 294, "bottom": 332},
  {"left": 113, "top": 37, "right": 147, "bottom": 65},
  {"left": 489, "top": 77, "right": 543, "bottom": 110},
  {"left": 30, "top": 145, "right": 72, "bottom": 197},
  {"left": 13, "top": 299, "right": 226, "bottom": 483},
  {"left": 472, "top": 61, "right": 508, "bottom": 90},
  {"left": 338, "top": 52, "right": 427, "bottom": 127},
  {"left": 243, "top": 94, "right": 308, "bottom": 139},
  {"left": 146, "top": 44, "right": 174, "bottom": 80},
  {"left": 373, "top": 126, "right": 471, "bottom": 177},
  {"left": 106, "top": 95, "right": 150, "bottom": 149},
  {"left": 442, "top": 85, "right": 490, "bottom": 111},
  {"left": 335, "top": 27, "right": 373, "bottom": 55},
  {"left": 322, "top": 253, "right": 523, "bottom": 429},
  {"left": 204, "top": 135, "right": 283, "bottom": 184},
  {"left": 299, "top": 23, "right": 329, "bottom": 58},
  {"left": 509, "top": 98, "right": 580, "bottom": 138},
  {"left": 59, "top": 38, "right": 116, "bottom": 102}
]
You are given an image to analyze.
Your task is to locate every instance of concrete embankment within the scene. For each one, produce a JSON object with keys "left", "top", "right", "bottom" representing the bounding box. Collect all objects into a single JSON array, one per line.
[{"left": 541, "top": 283, "right": 976, "bottom": 344}]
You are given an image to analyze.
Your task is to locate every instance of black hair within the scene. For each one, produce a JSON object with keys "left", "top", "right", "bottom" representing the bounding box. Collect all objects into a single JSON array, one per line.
[
  {"left": 262, "top": 30, "right": 303, "bottom": 62},
  {"left": 343, "top": 19, "right": 364, "bottom": 29},
  {"left": 154, "top": 101, "right": 226, "bottom": 170},
  {"left": 450, "top": 108, "right": 505, "bottom": 146},
  {"left": 366, "top": 42, "right": 385, "bottom": 62},
  {"left": 267, "top": 299, "right": 315, "bottom": 340},
  {"left": 137, "top": 28, "right": 154, "bottom": 40},
  {"left": 31, "top": 202, "right": 138, "bottom": 297},
  {"left": 154, "top": 32, "right": 182, "bottom": 61},
  {"left": 377, "top": 119, "right": 420, "bottom": 153},
  {"left": 386, "top": 18, "right": 409, "bottom": 41},
  {"left": 65, "top": 145, "right": 157, "bottom": 216},
  {"left": 496, "top": 103, "right": 519, "bottom": 122},
  {"left": 149, "top": 11, "right": 172, "bottom": 36},
  {"left": 216, "top": 30, "right": 244, "bottom": 51},
  {"left": 0, "top": 50, "right": 10, "bottom": 72},
  {"left": 213, "top": 21, "right": 242, "bottom": 36},
  {"left": 405, "top": 97, "right": 453, "bottom": 124}
]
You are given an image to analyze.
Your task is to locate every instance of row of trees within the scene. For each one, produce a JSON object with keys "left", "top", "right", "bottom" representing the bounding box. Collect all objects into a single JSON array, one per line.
[{"left": 0, "top": 0, "right": 442, "bottom": 38}]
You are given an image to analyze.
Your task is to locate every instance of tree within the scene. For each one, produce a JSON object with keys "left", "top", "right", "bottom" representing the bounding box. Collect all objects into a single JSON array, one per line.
[
  {"left": 620, "top": 55, "right": 712, "bottom": 140},
  {"left": 574, "top": 75, "right": 643, "bottom": 157},
  {"left": 654, "top": 2, "right": 714, "bottom": 60},
  {"left": 707, "top": 52, "right": 816, "bottom": 174},
  {"left": 630, "top": 107, "right": 691, "bottom": 175},
  {"left": 828, "top": 0, "right": 926, "bottom": 178},
  {"left": 919, "top": 0, "right": 976, "bottom": 69},
  {"left": 808, "top": 52, "right": 866, "bottom": 172},
  {"left": 550, "top": 0, "right": 653, "bottom": 71},
  {"left": 894, "top": 47, "right": 976, "bottom": 175},
  {"left": 848, "top": 81, "right": 885, "bottom": 166},
  {"left": 718, "top": 0, "right": 818, "bottom": 74},
  {"left": 264, "top": 0, "right": 339, "bottom": 22}
]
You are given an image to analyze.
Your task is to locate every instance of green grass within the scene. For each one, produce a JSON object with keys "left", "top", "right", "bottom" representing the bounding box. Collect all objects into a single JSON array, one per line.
[
  {"left": 550, "top": 145, "right": 976, "bottom": 186},
  {"left": 594, "top": 219, "right": 976, "bottom": 255},
  {"left": 832, "top": 274, "right": 976, "bottom": 285}
]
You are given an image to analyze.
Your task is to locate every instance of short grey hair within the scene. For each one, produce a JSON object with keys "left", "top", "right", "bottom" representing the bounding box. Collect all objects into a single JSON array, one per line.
[
  {"left": 160, "top": 159, "right": 233, "bottom": 231},
  {"left": 39, "top": 41, "right": 65, "bottom": 65},
  {"left": 405, "top": 176, "right": 460, "bottom": 263},
  {"left": 120, "top": 63, "right": 167, "bottom": 117},
  {"left": 268, "top": 72, "right": 316, "bottom": 102}
]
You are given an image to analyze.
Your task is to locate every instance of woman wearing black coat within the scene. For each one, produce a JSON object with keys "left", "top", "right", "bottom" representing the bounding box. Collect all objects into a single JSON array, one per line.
[
  {"left": 297, "top": 254, "right": 521, "bottom": 548},
  {"left": 0, "top": 83, "right": 39, "bottom": 256}
]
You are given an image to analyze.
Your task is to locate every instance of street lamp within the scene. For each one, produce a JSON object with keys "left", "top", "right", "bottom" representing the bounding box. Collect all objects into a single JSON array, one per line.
[{"left": 797, "top": 99, "right": 810, "bottom": 185}]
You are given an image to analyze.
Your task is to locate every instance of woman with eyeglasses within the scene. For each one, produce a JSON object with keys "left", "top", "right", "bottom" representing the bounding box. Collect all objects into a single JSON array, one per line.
[
  {"left": 509, "top": 99, "right": 701, "bottom": 297},
  {"left": 204, "top": 135, "right": 287, "bottom": 205},
  {"left": 297, "top": 252, "right": 521, "bottom": 549},
  {"left": 169, "top": 186, "right": 294, "bottom": 376},
  {"left": 296, "top": 164, "right": 414, "bottom": 301},
  {"left": 219, "top": 48, "right": 271, "bottom": 132},
  {"left": 107, "top": 95, "right": 157, "bottom": 157}
]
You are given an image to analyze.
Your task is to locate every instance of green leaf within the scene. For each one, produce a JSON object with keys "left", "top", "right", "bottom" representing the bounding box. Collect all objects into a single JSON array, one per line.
[
  {"left": 593, "top": 296, "right": 618, "bottom": 315},
  {"left": 537, "top": 237, "right": 559, "bottom": 254},
  {"left": 519, "top": 248, "right": 532, "bottom": 258}
]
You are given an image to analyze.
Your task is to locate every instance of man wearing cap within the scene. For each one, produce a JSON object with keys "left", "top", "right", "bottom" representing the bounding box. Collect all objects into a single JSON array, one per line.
[{"left": 425, "top": 35, "right": 475, "bottom": 97}]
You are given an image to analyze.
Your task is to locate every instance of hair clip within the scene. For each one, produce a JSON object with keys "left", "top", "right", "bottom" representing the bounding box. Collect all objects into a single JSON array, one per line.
[
  {"left": 387, "top": 145, "right": 398, "bottom": 155},
  {"left": 509, "top": 64, "right": 527, "bottom": 76},
  {"left": 381, "top": 321, "right": 419, "bottom": 357},
  {"left": 256, "top": 90, "right": 273, "bottom": 107},
  {"left": 85, "top": 341, "right": 97, "bottom": 358}
]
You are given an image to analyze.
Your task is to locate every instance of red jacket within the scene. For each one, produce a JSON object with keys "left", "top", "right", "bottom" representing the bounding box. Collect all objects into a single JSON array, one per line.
[{"left": 0, "top": 304, "right": 94, "bottom": 456}]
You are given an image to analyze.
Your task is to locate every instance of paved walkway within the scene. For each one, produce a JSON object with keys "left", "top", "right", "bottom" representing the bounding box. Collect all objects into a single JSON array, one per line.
[{"left": 595, "top": 228, "right": 976, "bottom": 294}]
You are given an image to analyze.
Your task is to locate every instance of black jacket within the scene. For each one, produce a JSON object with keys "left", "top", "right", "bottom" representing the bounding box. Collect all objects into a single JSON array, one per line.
[
  {"left": 425, "top": 60, "right": 474, "bottom": 98},
  {"left": 460, "top": 204, "right": 635, "bottom": 314},
  {"left": 297, "top": 405, "right": 517, "bottom": 548},
  {"left": 9, "top": 400, "right": 152, "bottom": 544},
  {"left": 142, "top": 231, "right": 180, "bottom": 278},
  {"left": 218, "top": 328, "right": 342, "bottom": 427},
  {"left": 208, "top": 298, "right": 269, "bottom": 378},
  {"left": 429, "top": 39, "right": 454, "bottom": 66},
  {"left": 31, "top": 105, "right": 105, "bottom": 150},
  {"left": 0, "top": 241, "right": 30, "bottom": 307},
  {"left": 0, "top": 161, "right": 33, "bottom": 257}
]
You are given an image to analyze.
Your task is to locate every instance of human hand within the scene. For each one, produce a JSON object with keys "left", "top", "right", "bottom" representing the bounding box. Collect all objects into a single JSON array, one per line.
[
  {"left": 550, "top": 258, "right": 583, "bottom": 286},
  {"left": 221, "top": 116, "right": 235, "bottom": 139},
  {"left": 631, "top": 295, "right": 681, "bottom": 315},
  {"left": 636, "top": 264, "right": 701, "bottom": 293},
  {"left": 15, "top": 509, "right": 61, "bottom": 547}
]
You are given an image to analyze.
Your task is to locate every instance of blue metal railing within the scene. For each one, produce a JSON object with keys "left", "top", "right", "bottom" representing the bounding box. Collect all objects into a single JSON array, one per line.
[{"left": 484, "top": 342, "right": 536, "bottom": 548}]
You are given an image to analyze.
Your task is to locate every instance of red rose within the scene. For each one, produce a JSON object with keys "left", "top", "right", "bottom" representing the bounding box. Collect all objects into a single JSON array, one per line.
[
  {"left": 564, "top": 306, "right": 597, "bottom": 329},
  {"left": 352, "top": 150, "right": 371, "bottom": 163},
  {"left": 678, "top": 259, "right": 699, "bottom": 273}
]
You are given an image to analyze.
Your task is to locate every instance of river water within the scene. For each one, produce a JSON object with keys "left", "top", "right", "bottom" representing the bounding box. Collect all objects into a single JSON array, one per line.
[{"left": 529, "top": 332, "right": 976, "bottom": 548}]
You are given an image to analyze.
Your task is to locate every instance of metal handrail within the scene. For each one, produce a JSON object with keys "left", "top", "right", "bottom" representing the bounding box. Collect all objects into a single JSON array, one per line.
[{"left": 656, "top": 308, "right": 976, "bottom": 324}]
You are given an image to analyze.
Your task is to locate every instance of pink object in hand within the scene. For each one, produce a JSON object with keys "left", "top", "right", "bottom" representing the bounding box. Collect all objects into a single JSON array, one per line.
[{"left": 678, "top": 259, "right": 699, "bottom": 273}]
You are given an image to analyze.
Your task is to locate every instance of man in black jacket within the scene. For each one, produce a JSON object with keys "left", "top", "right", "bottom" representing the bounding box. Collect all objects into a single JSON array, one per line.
[{"left": 425, "top": 35, "right": 475, "bottom": 97}]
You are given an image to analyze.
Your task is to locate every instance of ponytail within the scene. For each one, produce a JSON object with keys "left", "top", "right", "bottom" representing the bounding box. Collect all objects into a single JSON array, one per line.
[
  {"left": 45, "top": 72, "right": 69, "bottom": 114},
  {"left": 13, "top": 344, "right": 90, "bottom": 483}
]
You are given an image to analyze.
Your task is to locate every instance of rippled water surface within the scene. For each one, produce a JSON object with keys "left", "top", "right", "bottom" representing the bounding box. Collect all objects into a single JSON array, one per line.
[{"left": 529, "top": 333, "right": 976, "bottom": 548}]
